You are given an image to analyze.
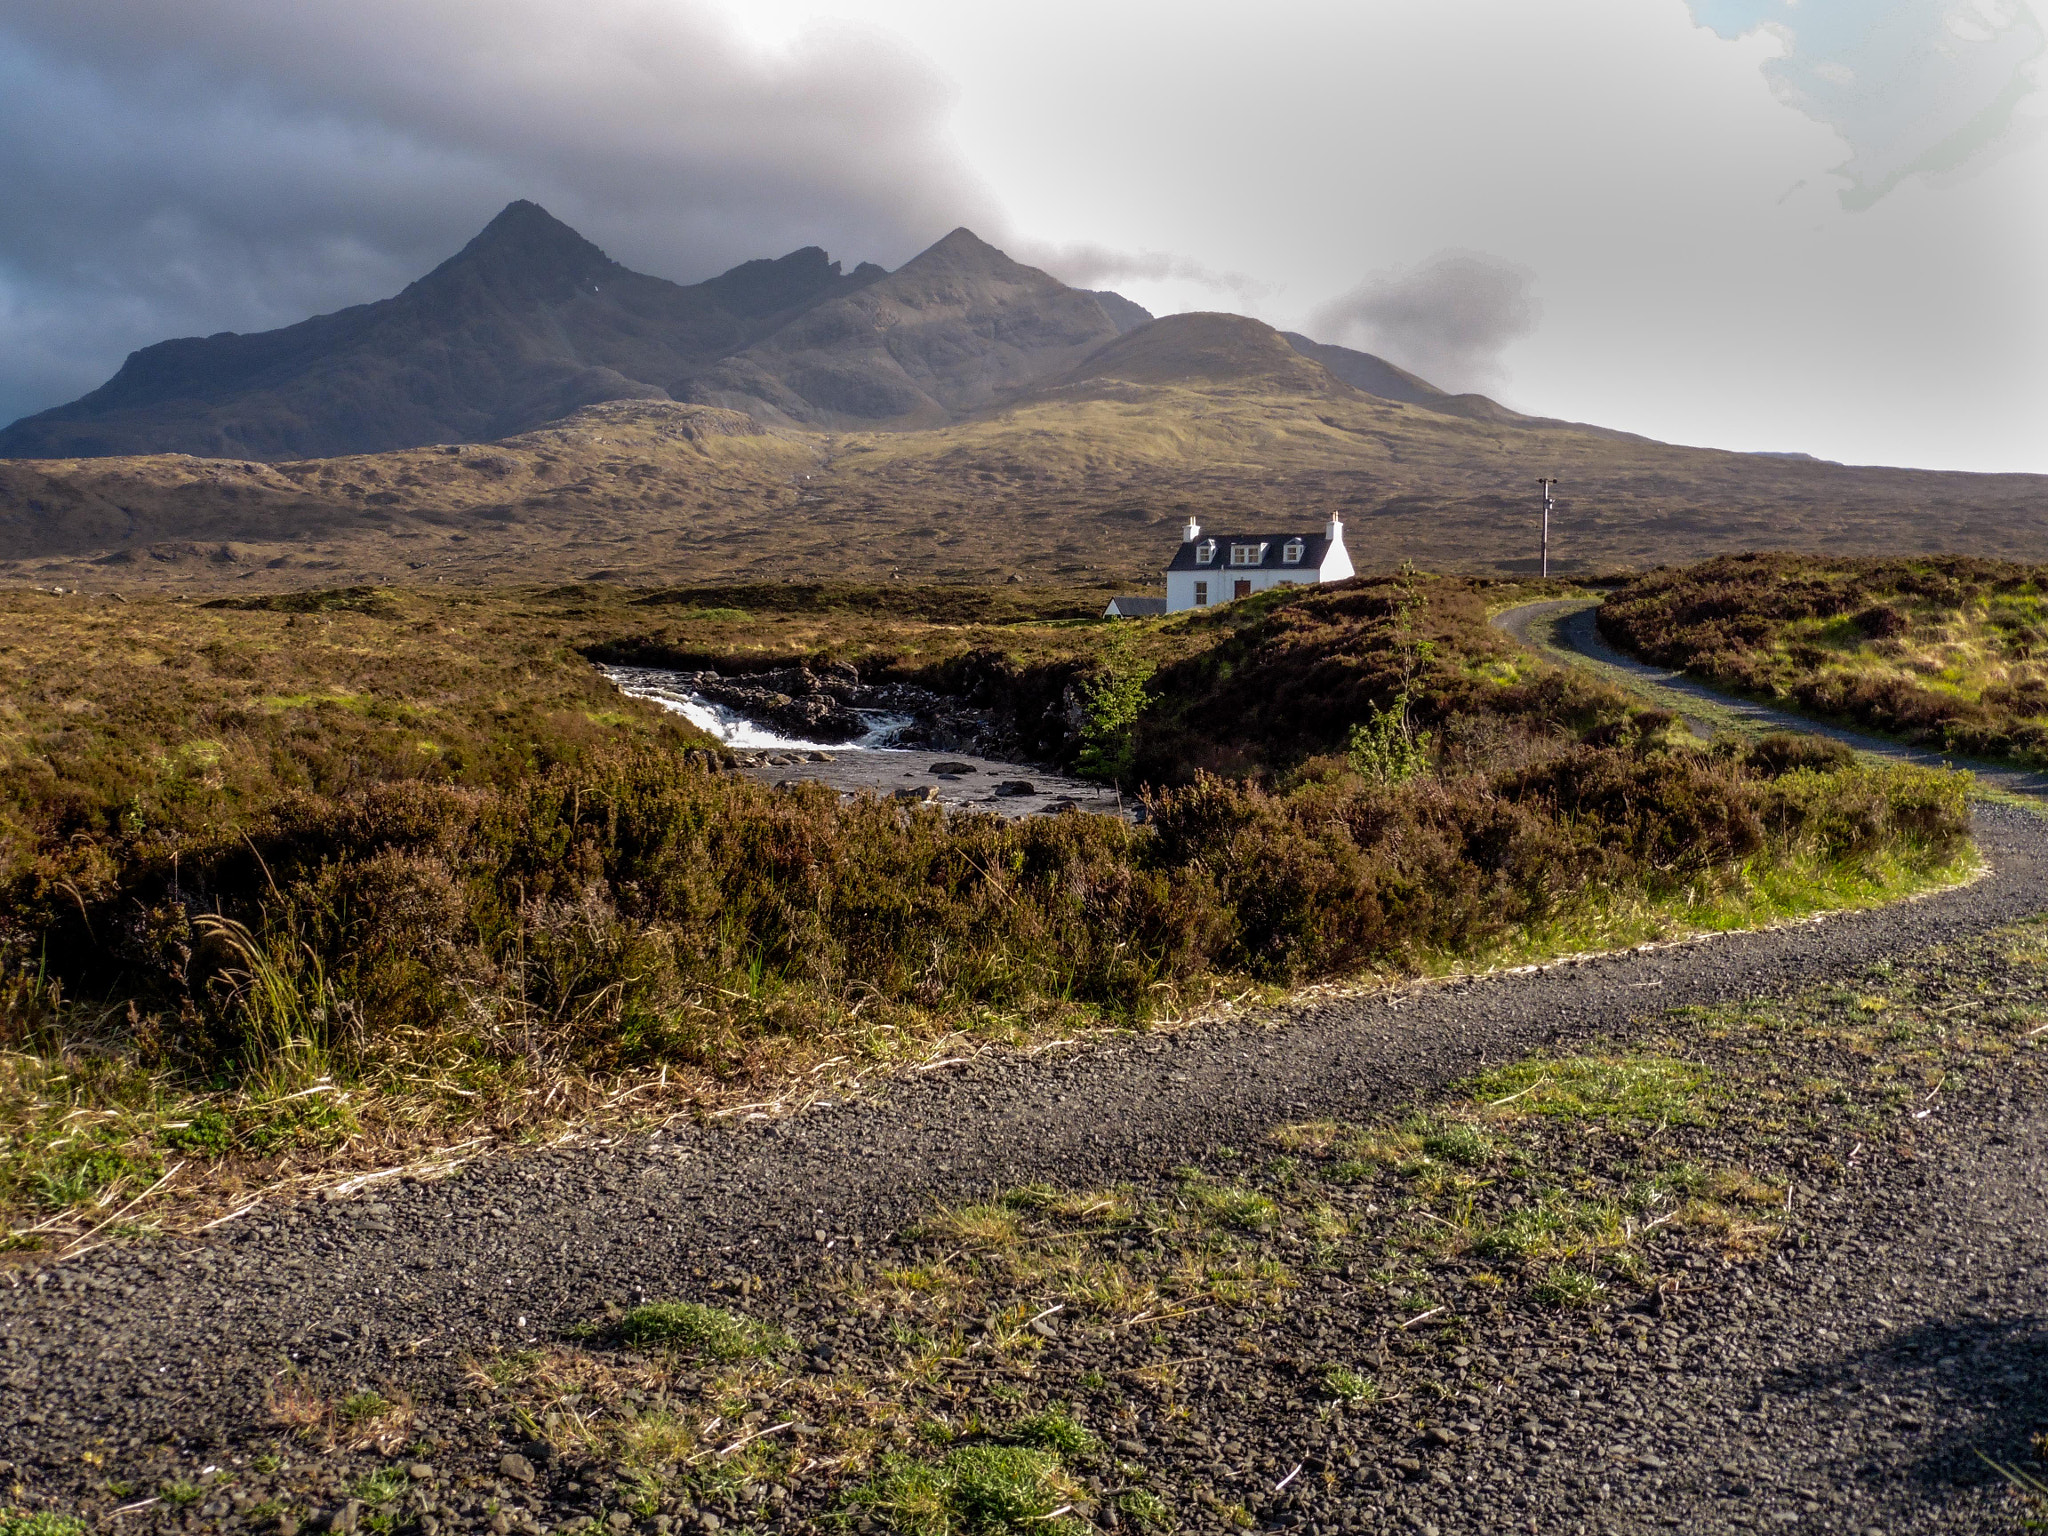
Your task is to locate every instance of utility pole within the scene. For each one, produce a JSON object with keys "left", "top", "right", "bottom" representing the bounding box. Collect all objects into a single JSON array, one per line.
[{"left": 1535, "top": 477, "right": 1558, "bottom": 579}]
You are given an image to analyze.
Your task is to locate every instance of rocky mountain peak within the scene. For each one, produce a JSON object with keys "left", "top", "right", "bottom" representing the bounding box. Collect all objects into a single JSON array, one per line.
[{"left": 412, "top": 199, "right": 617, "bottom": 300}]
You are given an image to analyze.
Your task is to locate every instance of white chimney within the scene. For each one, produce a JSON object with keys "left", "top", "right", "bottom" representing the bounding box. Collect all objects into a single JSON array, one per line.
[
  {"left": 1182, "top": 516, "right": 1202, "bottom": 543},
  {"left": 1322, "top": 514, "right": 1355, "bottom": 581}
]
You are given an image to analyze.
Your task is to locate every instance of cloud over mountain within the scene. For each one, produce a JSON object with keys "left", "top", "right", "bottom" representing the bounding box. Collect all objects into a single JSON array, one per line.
[
  {"left": 0, "top": 0, "right": 994, "bottom": 427},
  {"left": 1308, "top": 252, "right": 1542, "bottom": 395}
]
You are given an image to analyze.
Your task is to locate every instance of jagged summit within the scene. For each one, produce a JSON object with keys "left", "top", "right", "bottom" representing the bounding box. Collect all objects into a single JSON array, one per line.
[{"left": 0, "top": 209, "right": 1335, "bottom": 460}]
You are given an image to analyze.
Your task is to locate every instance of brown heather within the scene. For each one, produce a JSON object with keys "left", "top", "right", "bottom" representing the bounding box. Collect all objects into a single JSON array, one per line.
[
  {"left": 1601, "top": 553, "right": 2048, "bottom": 768},
  {"left": 0, "top": 571, "right": 1972, "bottom": 1227}
]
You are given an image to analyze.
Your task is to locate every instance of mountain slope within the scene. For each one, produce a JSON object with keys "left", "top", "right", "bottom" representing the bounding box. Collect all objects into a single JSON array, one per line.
[
  {"left": 0, "top": 202, "right": 886, "bottom": 461},
  {"left": 680, "top": 229, "right": 1135, "bottom": 429},
  {"left": 6, "top": 343, "right": 2046, "bottom": 594},
  {"left": 1044, "top": 312, "right": 1352, "bottom": 396}
]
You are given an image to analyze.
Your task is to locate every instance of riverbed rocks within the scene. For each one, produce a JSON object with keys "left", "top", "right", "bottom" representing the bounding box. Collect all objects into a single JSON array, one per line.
[{"left": 679, "top": 665, "right": 870, "bottom": 743}]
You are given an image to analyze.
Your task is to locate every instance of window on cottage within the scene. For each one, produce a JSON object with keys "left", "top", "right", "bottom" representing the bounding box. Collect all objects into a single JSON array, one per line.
[
  {"left": 1230, "top": 542, "right": 1267, "bottom": 566},
  {"left": 1282, "top": 539, "right": 1305, "bottom": 564},
  {"left": 1195, "top": 539, "right": 1217, "bottom": 565},
  {"left": 1193, "top": 580, "right": 1209, "bottom": 606}
]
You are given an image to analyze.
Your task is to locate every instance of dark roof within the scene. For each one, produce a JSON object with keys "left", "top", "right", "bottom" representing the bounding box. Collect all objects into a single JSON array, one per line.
[
  {"left": 1104, "top": 595, "right": 1168, "bottom": 617},
  {"left": 1166, "top": 533, "right": 1332, "bottom": 574}
]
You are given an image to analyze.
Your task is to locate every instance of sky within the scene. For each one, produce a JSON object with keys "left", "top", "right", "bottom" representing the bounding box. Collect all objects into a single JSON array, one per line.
[{"left": 2, "top": 0, "right": 2044, "bottom": 472}]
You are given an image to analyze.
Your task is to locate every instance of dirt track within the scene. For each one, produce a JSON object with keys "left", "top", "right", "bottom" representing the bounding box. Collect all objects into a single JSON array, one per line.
[{"left": 2, "top": 606, "right": 2044, "bottom": 1536}]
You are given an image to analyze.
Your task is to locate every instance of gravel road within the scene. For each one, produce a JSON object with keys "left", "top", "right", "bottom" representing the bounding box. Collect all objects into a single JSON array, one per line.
[{"left": 2, "top": 605, "right": 2043, "bottom": 1536}]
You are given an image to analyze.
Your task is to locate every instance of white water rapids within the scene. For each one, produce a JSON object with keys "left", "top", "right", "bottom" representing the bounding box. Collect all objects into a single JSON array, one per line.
[{"left": 599, "top": 664, "right": 913, "bottom": 752}]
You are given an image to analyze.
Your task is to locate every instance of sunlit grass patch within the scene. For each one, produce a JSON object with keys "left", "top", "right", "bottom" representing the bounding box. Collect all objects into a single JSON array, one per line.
[
  {"left": 1000, "top": 1183, "right": 1134, "bottom": 1226},
  {"left": 351, "top": 1468, "right": 409, "bottom": 1506},
  {"left": 1467, "top": 1054, "right": 1712, "bottom": 1125},
  {"left": 1530, "top": 1266, "right": 1605, "bottom": 1308},
  {"left": 0, "top": 1513, "right": 91, "bottom": 1536},
  {"left": 1321, "top": 1365, "right": 1381, "bottom": 1404},
  {"left": 615, "top": 1301, "right": 791, "bottom": 1361},
  {"left": 1416, "top": 1118, "right": 1494, "bottom": 1167},
  {"left": 1268, "top": 1119, "right": 1343, "bottom": 1153},
  {"left": 1467, "top": 1193, "right": 1630, "bottom": 1265},
  {"left": 1178, "top": 1179, "right": 1278, "bottom": 1231},
  {"left": 843, "top": 1444, "right": 1089, "bottom": 1536},
  {"left": 1008, "top": 1406, "right": 1099, "bottom": 1458},
  {"left": 923, "top": 1202, "right": 1024, "bottom": 1251}
]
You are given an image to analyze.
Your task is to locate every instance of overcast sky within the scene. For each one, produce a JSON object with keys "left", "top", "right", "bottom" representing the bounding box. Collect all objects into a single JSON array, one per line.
[{"left": 2, "top": 0, "right": 2044, "bottom": 471}]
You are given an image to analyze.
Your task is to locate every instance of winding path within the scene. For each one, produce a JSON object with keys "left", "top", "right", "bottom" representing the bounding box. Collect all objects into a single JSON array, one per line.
[
  {"left": 2, "top": 604, "right": 2044, "bottom": 1534},
  {"left": 1494, "top": 596, "right": 2048, "bottom": 798}
]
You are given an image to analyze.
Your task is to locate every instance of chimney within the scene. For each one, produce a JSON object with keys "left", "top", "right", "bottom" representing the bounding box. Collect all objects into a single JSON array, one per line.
[
  {"left": 1325, "top": 514, "right": 1345, "bottom": 547},
  {"left": 1182, "top": 516, "right": 1202, "bottom": 543}
]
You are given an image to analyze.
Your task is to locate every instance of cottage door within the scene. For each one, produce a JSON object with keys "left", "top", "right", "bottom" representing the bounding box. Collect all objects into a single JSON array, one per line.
[{"left": 1233, "top": 579, "right": 1252, "bottom": 600}]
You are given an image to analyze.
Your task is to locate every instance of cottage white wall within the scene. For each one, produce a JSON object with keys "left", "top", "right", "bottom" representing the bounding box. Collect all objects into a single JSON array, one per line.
[{"left": 1164, "top": 559, "right": 1340, "bottom": 612}]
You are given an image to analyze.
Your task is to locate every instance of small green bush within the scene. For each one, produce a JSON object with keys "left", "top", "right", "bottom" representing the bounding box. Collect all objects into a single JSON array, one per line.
[{"left": 615, "top": 1301, "right": 789, "bottom": 1360}]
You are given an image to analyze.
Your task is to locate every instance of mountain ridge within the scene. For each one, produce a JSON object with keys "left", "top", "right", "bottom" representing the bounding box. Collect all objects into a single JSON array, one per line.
[{"left": 1, "top": 204, "right": 1514, "bottom": 463}]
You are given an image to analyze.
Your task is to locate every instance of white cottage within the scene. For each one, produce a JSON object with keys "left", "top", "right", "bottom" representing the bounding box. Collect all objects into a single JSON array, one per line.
[{"left": 1163, "top": 516, "right": 1353, "bottom": 612}]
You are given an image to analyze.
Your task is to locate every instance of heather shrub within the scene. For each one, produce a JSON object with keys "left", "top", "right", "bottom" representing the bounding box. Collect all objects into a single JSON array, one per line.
[
  {"left": 0, "top": 573, "right": 1978, "bottom": 1093},
  {"left": 1603, "top": 554, "right": 2048, "bottom": 767}
]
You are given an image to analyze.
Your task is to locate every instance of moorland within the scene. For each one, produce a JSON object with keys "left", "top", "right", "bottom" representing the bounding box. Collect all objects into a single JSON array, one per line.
[{"left": 0, "top": 574, "right": 1971, "bottom": 1246}]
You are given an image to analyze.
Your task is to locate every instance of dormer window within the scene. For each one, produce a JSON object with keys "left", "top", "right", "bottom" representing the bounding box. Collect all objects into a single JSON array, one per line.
[
  {"left": 1195, "top": 539, "right": 1217, "bottom": 565},
  {"left": 1229, "top": 542, "right": 1267, "bottom": 567},
  {"left": 1282, "top": 539, "right": 1305, "bottom": 565}
]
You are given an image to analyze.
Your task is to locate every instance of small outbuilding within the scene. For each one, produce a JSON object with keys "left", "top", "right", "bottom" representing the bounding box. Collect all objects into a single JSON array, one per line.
[
  {"left": 1102, "top": 595, "right": 1169, "bottom": 619},
  {"left": 1163, "top": 516, "right": 1353, "bottom": 612}
]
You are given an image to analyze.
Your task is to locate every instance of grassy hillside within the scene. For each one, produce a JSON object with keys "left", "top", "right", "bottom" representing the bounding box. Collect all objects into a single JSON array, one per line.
[
  {"left": 0, "top": 576, "right": 1972, "bottom": 1240},
  {"left": 1601, "top": 553, "right": 2048, "bottom": 768},
  {"left": 4, "top": 365, "right": 2046, "bottom": 594}
]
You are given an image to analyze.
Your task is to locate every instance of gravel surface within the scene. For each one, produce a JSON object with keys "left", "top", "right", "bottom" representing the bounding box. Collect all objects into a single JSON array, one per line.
[{"left": 2, "top": 610, "right": 2043, "bottom": 1536}]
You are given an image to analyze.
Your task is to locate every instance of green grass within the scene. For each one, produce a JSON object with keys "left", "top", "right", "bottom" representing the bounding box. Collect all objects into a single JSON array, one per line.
[
  {"left": 1530, "top": 1266, "right": 1607, "bottom": 1308},
  {"left": 1466, "top": 1055, "right": 1712, "bottom": 1124},
  {"left": 0, "top": 1516, "right": 90, "bottom": 1536},
  {"left": 1321, "top": 1365, "right": 1381, "bottom": 1404},
  {"left": 615, "top": 1302, "right": 791, "bottom": 1361},
  {"left": 339, "top": 1390, "right": 393, "bottom": 1424},
  {"left": 1007, "top": 1407, "right": 1099, "bottom": 1458},
  {"left": 1180, "top": 1180, "right": 1279, "bottom": 1231},
  {"left": 351, "top": 1469, "right": 409, "bottom": 1506},
  {"left": 1116, "top": 1489, "right": 1174, "bottom": 1530},
  {"left": 843, "top": 1444, "right": 1089, "bottom": 1536}
]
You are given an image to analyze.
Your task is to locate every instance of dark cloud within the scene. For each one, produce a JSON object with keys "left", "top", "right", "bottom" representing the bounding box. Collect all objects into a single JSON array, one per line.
[
  {"left": 0, "top": 0, "right": 996, "bottom": 426},
  {"left": 1307, "top": 251, "right": 1541, "bottom": 393}
]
